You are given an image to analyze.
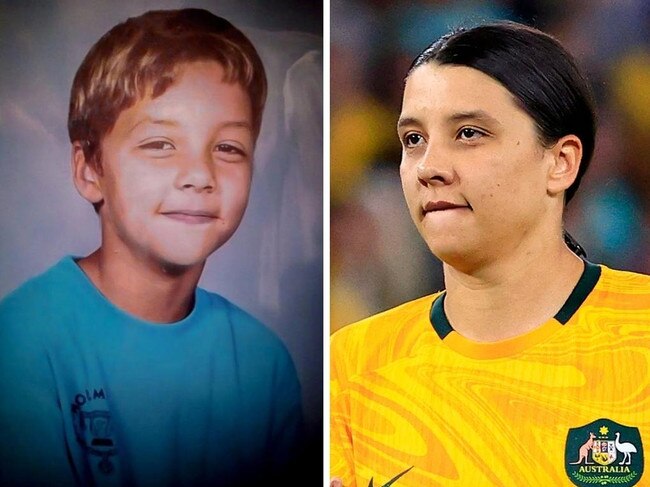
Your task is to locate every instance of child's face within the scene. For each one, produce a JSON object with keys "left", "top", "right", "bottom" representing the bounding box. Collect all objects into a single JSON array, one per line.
[{"left": 94, "top": 61, "right": 254, "bottom": 269}]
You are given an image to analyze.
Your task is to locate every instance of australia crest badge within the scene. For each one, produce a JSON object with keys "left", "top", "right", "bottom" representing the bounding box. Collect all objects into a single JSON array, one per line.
[{"left": 565, "top": 418, "right": 644, "bottom": 486}]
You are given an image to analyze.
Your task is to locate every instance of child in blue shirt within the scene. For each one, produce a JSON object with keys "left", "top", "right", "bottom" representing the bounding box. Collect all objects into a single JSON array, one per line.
[{"left": 0, "top": 8, "right": 303, "bottom": 487}]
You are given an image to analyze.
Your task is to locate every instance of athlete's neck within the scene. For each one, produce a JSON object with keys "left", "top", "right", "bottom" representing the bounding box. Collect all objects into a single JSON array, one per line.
[
  {"left": 77, "top": 248, "right": 203, "bottom": 324},
  {"left": 442, "top": 236, "right": 584, "bottom": 342}
]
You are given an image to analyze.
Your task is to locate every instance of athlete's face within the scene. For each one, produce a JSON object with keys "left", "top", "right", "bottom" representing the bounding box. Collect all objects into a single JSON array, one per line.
[
  {"left": 89, "top": 61, "right": 254, "bottom": 269},
  {"left": 397, "top": 63, "right": 555, "bottom": 269}
]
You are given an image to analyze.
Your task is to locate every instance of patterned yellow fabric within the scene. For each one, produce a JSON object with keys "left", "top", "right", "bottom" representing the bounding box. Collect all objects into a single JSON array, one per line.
[{"left": 331, "top": 264, "right": 650, "bottom": 486}]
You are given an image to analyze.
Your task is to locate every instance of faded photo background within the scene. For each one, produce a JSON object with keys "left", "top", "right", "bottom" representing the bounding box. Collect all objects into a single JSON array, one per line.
[
  {"left": 0, "top": 0, "right": 322, "bottom": 476},
  {"left": 331, "top": 0, "right": 650, "bottom": 332}
]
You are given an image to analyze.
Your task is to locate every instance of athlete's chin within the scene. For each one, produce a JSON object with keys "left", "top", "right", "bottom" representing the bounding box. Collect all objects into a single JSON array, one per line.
[
  {"left": 423, "top": 231, "right": 467, "bottom": 252},
  {"left": 425, "top": 238, "right": 486, "bottom": 269}
]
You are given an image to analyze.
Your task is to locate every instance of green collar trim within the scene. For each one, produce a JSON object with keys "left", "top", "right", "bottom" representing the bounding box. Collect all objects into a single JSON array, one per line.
[
  {"left": 430, "top": 292, "right": 453, "bottom": 340},
  {"left": 429, "top": 260, "right": 601, "bottom": 340},
  {"left": 554, "top": 260, "right": 601, "bottom": 324}
]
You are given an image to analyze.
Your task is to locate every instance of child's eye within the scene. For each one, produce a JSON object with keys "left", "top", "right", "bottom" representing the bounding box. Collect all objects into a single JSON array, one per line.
[
  {"left": 215, "top": 143, "right": 247, "bottom": 159},
  {"left": 457, "top": 127, "right": 485, "bottom": 142},
  {"left": 139, "top": 140, "right": 175, "bottom": 151}
]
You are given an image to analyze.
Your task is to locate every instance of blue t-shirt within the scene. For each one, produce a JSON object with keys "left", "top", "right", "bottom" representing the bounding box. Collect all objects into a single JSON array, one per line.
[{"left": 0, "top": 257, "right": 303, "bottom": 486}]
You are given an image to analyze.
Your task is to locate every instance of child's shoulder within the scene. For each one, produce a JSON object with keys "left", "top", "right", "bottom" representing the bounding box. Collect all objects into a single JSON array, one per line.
[
  {"left": 196, "top": 288, "right": 294, "bottom": 362},
  {"left": 0, "top": 257, "right": 80, "bottom": 358},
  {"left": 0, "top": 257, "right": 76, "bottom": 319}
]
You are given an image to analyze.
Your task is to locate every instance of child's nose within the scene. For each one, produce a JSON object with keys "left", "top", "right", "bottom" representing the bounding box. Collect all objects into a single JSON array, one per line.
[{"left": 175, "top": 151, "right": 216, "bottom": 192}]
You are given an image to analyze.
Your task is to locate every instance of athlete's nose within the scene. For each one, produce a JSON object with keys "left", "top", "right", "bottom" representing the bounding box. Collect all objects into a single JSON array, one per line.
[{"left": 416, "top": 148, "right": 455, "bottom": 186}]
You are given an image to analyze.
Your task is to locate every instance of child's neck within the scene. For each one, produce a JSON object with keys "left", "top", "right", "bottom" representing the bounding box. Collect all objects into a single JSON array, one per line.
[{"left": 77, "top": 249, "right": 203, "bottom": 324}]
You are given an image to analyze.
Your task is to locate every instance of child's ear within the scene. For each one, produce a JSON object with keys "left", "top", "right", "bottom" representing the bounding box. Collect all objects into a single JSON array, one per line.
[
  {"left": 546, "top": 134, "right": 582, "bottom": 197},
  {"left": 71, "top": 142, "right": 104, "bottom": 204}
]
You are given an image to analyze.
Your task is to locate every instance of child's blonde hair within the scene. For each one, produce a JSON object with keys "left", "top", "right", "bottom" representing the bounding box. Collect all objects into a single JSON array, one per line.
[{"left": 68, "top": 8, "right": 267, "bottom": 168}]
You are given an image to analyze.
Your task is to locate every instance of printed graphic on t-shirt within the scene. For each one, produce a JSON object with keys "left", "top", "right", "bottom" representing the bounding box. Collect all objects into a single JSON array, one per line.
[{"left": 71, "top": 387, "right": 117, "bottom": 475}]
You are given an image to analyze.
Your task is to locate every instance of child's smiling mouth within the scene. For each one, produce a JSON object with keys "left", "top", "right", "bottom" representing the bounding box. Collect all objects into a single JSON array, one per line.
[{"left": 160, "top": 210, "right": 219, "bottom": 224}]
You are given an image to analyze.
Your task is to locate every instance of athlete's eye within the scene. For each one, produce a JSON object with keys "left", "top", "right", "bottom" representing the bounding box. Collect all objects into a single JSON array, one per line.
[
  {"left": 457, "top": 127, "right": 485, "bottom": 142},
  {"left": 403, "top": 133, "right": 424, "bottom": 148}
]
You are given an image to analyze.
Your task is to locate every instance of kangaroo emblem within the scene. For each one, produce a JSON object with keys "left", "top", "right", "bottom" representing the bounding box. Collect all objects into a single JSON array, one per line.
[{"left": 570, "top": 432, "right": 595, "bottom": 465}]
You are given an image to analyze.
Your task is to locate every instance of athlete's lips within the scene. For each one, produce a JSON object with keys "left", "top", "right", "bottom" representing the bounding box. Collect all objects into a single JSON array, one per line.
[
  {"left": 422, "top": 200, "right": 471, "bottom": 213},
  {"left": 161, "top": 210, "right": 218, "bottom": 224}
]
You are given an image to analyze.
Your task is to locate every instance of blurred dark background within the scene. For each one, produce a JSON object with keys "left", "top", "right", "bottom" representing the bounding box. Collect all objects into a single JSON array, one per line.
[{"left": 331, "top": 0, "right": 650, "bottom": 332}]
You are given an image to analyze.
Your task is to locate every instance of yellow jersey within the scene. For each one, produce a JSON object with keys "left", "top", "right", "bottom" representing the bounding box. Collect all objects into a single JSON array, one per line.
[{"left": 331, "top": 262, "right": 650, "bottom": 487}]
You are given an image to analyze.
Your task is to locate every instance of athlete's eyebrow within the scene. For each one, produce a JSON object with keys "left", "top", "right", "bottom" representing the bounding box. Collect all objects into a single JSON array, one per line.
[
  {"left": 397, "top": 116, "right": 421, "bottom": 130},
  {"left": 447, "top": 110, "right": 502, "bottom": 127},
  {"left": 397, "top": 111, "right": 502, "bottom": 131}
]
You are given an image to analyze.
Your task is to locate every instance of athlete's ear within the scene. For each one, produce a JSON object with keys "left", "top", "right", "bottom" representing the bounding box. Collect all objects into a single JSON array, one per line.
[
  {"left": 71, "top": 141, "right": 104, "bottom": 204},
  {"left": 546, "top": 134, "right": 582, "bottom": 197}
]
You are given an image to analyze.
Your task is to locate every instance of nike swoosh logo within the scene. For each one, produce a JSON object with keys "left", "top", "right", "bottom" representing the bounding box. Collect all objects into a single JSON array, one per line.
[{"left": 368, "top": 466, "right": 414, "bottom": 487}]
